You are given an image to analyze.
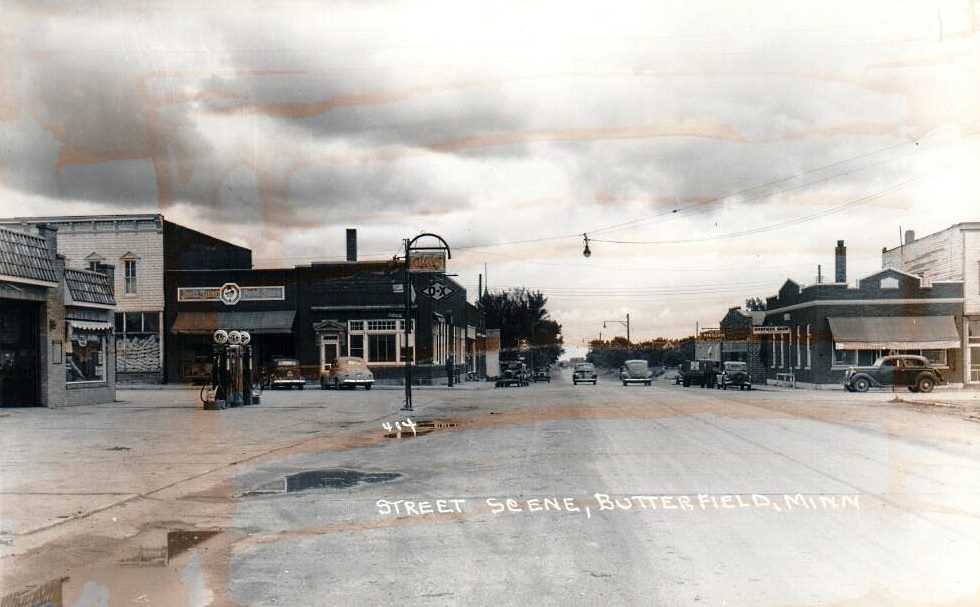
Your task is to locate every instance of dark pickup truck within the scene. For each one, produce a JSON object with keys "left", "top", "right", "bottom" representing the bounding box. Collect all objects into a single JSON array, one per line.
[
  {"left": 675, "top": 360, "right": 718, "bottom": 388},
  {"left": 843, "top": 355, "right": 944, "bottom": 393}
]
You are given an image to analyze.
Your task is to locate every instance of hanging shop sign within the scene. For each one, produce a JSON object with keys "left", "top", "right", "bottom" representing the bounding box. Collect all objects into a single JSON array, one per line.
[
  {"left": 408, "top": 250, "right": 447, "bottom": 273},
  {"left": 177, "top": 283, "right": 285, "bottom": 305},
  {"left": 418, "top": 280, "right": 455, "bottom": 302}
]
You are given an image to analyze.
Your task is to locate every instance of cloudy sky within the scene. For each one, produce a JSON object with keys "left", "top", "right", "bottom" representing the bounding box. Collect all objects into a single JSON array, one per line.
[{"left": 2, "top": 0, "right": 978, "bottom": 351}]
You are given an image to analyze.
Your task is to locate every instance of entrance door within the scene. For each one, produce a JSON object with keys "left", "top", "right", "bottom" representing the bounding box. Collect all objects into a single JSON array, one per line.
[
  {"left": 0, "top": 300, "right": 40, "bottom": 406},
  {"left": 971, "top": 346, "right": 980, "bottom": 384},
  {"left": 320, "top": 336, "right": 340, "bottom": 371}
]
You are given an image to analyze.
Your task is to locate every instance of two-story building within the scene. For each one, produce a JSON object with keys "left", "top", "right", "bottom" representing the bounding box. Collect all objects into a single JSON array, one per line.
[
  {"left": 883, "top": 223, "right": 980, "bottom": 385},
  {"left": 0, "top": 215, "right": 251, "bottom": 383}
]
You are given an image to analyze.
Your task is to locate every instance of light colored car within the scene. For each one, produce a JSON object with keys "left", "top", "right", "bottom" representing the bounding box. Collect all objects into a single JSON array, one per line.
[
  {"left": 572, "top": 362, "right": 597, "bottom": 385},
  {"left": 621, "top": 359, "right": 653, "bottom": 386},
  {"left": 320, "top": 356, "right": 374, "bottom": 390}
]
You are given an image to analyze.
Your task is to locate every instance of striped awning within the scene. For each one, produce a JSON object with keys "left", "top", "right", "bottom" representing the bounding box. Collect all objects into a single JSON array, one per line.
[
  {"left": 67, "top": 320, "right": 113, "bottom": 332},
  {"left": 829, "top": 316, "right": 960, "bottom": 350}
]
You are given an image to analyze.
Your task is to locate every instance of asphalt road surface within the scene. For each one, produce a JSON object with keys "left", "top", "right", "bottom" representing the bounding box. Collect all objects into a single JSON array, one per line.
[{"left": 2, "top": 370, "right": 978, "bottom": 606}]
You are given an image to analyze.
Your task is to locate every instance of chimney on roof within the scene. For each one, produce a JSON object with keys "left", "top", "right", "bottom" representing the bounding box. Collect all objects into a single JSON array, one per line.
[
  {"left": 346, "top": 228, "right": 357, "bottom": 262},
  {"left": 904, "top": 229, "right": 915, "bottom": 245},
  {"left": 834, "top": 240, "right": 846, "bottom": 283},
  {"left": 96, "top": 263, "right": 115, "bottom": 296},
  {"left": 35, "top": 223, "right": 58, "bottom": 259}
]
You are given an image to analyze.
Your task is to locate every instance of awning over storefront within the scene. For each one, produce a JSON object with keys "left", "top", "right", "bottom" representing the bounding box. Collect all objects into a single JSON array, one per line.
[
  {"left": 170, "top": 311, "right": 296, "bottom": 334},
  {"left": 828, "top": 316, "right": 960, "bottom": 350},
  {"left": 67, "top": 320, "right": 113, "bottom": 332}
]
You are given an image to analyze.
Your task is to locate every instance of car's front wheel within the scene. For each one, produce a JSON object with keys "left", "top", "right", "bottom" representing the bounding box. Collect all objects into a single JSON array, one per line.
[
  {"left": 916, "top": 376, "right": 935, "bottom": 393},
  {"left": 852, "top": 377, "right": 870, "bottom": 393}
]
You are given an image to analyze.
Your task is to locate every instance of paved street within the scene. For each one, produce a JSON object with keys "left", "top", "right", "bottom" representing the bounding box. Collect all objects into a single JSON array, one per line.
[{"left": 2, "top": 372, "right": 979, "bottom": 606}]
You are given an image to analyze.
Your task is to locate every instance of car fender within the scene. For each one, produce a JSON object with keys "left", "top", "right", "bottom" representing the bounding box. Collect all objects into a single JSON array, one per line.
[{"left": 848, "top": 372, "right": 877, "bottom": 387}]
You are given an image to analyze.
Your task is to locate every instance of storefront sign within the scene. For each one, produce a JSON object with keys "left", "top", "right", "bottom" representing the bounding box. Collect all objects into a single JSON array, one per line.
[
  {"left": 752, "top": 326, "right": 791, "bottom": 335},
  {"left": 178, "top": 283, "right": 285, "bottom": 305},
  {"left": 418, "top": 280, "right": 455, "bottom": 301},
  {"left": 408, "top": 251, "right": 447, "bottom": 273}
]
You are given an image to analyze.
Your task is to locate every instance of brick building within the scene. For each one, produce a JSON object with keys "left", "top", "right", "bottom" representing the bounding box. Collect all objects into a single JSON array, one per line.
[
  {"left": 0, "top": 215, "right": 251, "bottom": 383},
  {"left": 166, "top": 234, "right": 486, "bottom": 385},
  {"left": 882, "top": 223, "right": 980, "bottom": 385},
  {"left": 1, "top": 224, "right": 117, "bottom": 407}
]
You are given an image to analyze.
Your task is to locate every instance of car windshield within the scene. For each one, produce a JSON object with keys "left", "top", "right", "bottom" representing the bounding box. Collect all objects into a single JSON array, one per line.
[
  {"left": 626, "top": 361, "right": 648, "bottom": 370},
  {"left": 339, "top": 358, "right": 367, "bottom": 368},
  {"left": 724, "top": 362, "right": 747, "bottom": 371},
  {"left": 574, "top": 364, "right": 594, "bottom": 371}
]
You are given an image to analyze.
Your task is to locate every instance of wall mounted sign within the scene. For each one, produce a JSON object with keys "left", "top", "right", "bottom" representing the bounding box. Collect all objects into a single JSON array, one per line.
[
  {"left": 418, "top": 280, "right": 455, "bottom": 301},
  {"left": 408, "top": 251, "right": 447, "bottom": 273},
  {"left": 177, "top": 283, "right": 285, "bottom": 305},
  {"left": 752, "top": 326, "right": 791, "bottom": 335}
]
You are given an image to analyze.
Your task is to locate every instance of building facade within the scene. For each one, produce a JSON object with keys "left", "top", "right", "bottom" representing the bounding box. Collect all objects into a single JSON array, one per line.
[
  {"left": 695, "top": 307, "right": 768, "bottom": 383},
  {"left": 758, "top": 269, "right": 964, "bottom": 387},
  {"left": 1, "top": 224, "right": 117, "bottom": 407},
  {"left": 166, "top": 259, "right": 486, "bottom": 385},
  {"left": 882, "top": 223, "right": 980, "bottom": 384},
  {"left": 0, "top": 215, "right": 251, "bottom": 383}
]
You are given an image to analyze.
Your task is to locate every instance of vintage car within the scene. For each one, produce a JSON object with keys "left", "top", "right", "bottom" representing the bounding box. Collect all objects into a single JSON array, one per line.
[
  {"left": 496, "top": 361, "right": 530, "bottom": 387},
  {"left": 264, "top": 358, "right": 306, "bottom": 390},
  {"left": 621, "top": 359, "right": 653, "bottom": 386},
  {"left": 843, "top": 355, "right": 944, "bottom": 393},
  {"left": 532, "top": 367, "right": 551, "bottom": 382},
  {"left": 572, "top": 362, "right": 598, "bottom": 385},
  {"left": 676, "top": 360, "right": 718, "bottom": 388},
  {"left": 320, "top": 356, "right": 374, "bottom": 389},
  {"left": 715, "top": 361, "right": 752, "bottom": 390}
]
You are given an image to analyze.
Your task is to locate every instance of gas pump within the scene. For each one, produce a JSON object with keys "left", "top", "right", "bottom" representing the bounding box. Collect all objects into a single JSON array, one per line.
[{"left": 201, "top": 329, "right": 261, "bottom": 410}]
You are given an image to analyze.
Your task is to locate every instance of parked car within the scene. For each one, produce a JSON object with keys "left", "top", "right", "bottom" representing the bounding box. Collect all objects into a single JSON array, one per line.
[
  {"left": 264, "top": 358, "right": 306, "bottom": 389},
  {"left": 676, "top": 360, "right": 718, "bottom": 388},
  {"left": 716, "top": 361, "right": 752, "bottom": 390},
  {"left": 320, "top": 356, "right": 374, "bottom": 390},
  {"left": 621, "top": 359, "right": 653, "bottom": 386},
  {"left": 496, "top": 361, "right": 530, "bottom": 387},
  {"left": 572, "top": 362, "right": 598, "bottom": 385},
  {"left": 532, "top": 367, "right": 551, "bottom": 383},
  {"left": 843, "top": 355, "right": 944, "bottom": 393}
]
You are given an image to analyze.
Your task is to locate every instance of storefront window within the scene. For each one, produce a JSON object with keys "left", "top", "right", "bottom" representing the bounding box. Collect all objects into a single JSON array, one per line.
[
  {"left": 833, "top": 347, "right": 858, "bottom": 367},
  {"left": 67, "top": 331, "right": 106, "bottom": 382},
  {"left": 115, "top": 312, "right": 161, "bottom": 373},
  {"left": 349, "top": 334, "right": 364, "bottom": 359},
  {"left": 369, "top": 334, "right": 397, "bottom": 362},
  {"left": 919, "top": 349, "right": 948, "bottom": 366}
]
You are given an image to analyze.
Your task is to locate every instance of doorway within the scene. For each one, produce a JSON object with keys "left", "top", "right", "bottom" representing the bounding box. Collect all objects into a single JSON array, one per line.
[{"left": 0, "top": 300, "right": 41, "bottom": 406}]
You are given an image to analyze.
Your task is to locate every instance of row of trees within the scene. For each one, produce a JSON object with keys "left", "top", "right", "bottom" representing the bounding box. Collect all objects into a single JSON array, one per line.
[
  {"left": 477, "top": 288, "right": 564, "bottom": 367},
  {"left": 586, "top": 336, "right": 694, "bottom": 370}
]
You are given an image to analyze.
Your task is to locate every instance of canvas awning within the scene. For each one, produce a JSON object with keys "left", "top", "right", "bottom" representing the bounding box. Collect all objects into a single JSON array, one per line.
[
  {"left": 828, "top": 316, "right": 960, "bottom": 350},
  {"left": 170, "top": 311, "right": 296, "bottom": 334},
  {"left": 67, "top": 320, "right": 113, "bottom": 332}
]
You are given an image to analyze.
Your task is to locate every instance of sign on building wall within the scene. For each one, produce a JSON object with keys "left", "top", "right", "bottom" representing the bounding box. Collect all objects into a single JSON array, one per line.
[
  {"left": 177, "top": 283, "right": 285, "bottom": 305},
  {"left": 752, "top": 326, "right": 791, "bottom": 335},
  {"left": 408, "top": 251, "right": 447, "bottom": 273}
]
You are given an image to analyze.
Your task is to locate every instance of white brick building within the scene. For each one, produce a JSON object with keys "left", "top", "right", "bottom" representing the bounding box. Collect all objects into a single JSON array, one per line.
[
  {"left": 0, "top": 215, "right": 251, "bottom": 383},
  {"left": 882, "top": 222, "right": 980, "bottom": 384}
]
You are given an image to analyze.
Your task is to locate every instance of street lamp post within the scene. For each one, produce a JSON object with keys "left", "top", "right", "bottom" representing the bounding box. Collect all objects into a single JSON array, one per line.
[
  {"left": 401, "top": 233, "right": 452, "bottom": 412},
  {"left": 602, "top": 313, "right": 631, "bottom": 345}
]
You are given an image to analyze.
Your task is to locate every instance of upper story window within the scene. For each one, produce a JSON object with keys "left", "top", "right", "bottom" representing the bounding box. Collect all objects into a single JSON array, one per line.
[{"left": 124, "top": 259, "right": 137, "bottom": 294}]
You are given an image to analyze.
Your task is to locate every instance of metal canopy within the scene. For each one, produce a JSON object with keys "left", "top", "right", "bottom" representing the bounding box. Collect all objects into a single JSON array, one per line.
[
  {"left": 170, "top": 310, "right": 296, "bottom": 334},
  {"left": 828, "top": 316, "right": 960, "bottom": 350}
]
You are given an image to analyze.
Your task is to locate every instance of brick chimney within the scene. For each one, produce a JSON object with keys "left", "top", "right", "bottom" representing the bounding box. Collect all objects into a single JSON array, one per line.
[
  {"left": 346, "top": 228, "right": 357, "bottom": 262},
  {"left": 34, "top": 223, "right": 58, "bottom": 259},
  {"left": 834, "top": 240, "right": 846, "bottom": 283},
  {"left": 96, "top": 263, "right": 115, "bottom": 296}
]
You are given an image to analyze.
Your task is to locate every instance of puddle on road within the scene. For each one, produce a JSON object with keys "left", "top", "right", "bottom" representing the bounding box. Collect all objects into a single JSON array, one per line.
[{"left": 240, "top": 469, "right": 402, "bottom": 497}]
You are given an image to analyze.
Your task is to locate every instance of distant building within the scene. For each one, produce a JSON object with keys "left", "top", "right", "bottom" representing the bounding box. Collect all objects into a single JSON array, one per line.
[
  {"left": 883, "top": 223, "right": 980, "bottom": 385},
  {"left": 0, "top": 215, "right": 251, "bottom": 383},
  {"left": 1, "top": 224, "right": 116, "bottom": 407},
  {"left": 696, "top": 306, "right": 767, "bottom": 382}
]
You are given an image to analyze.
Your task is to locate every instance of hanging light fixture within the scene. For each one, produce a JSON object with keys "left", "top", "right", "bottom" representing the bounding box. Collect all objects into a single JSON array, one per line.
[{"left": 582, "top": 233, "right": 591, "bottom": 258}]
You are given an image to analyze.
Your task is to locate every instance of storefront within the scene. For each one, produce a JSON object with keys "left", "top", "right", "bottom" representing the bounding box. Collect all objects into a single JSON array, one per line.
[
  {"left": 166, "top": 259, "right": 484, "bottom": 384},
  {"left": 1, "top": 225, "right": 117, "bottom": 407},
  {"left": 759, "top": 269, "right": 964, "bottom": 387}
]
